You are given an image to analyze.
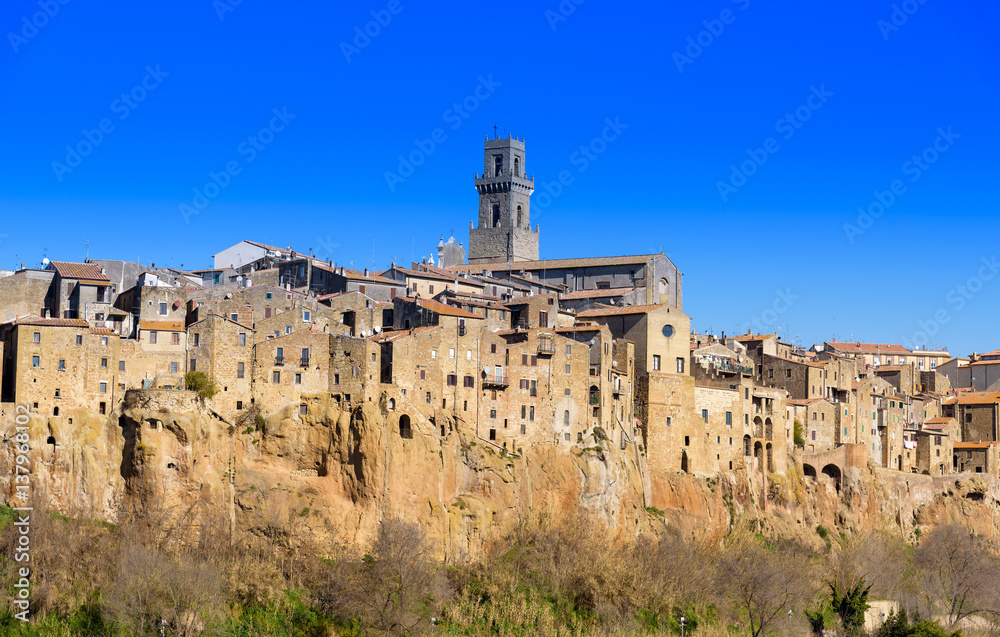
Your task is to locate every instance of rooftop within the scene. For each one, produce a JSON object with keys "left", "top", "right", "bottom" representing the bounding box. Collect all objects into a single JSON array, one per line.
[
  {"left": 48, "top": 261, "right": 111, "bottom": 283},
  {"left": 576, "top": 304, "right": 664, "bottom": 318},
  {"left": 447, "top": 252, "right": 666, "bottom": 273}
]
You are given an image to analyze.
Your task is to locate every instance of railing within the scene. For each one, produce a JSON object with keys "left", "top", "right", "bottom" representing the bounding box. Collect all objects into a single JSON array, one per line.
[
  {"left": 589, "top": 395, "right": 600, "bottom": 405},
  {"left": 300, "top": 358, "right": 310, "bottom": 367},
  {"left": 275, "top": 356, "right": 285, "bottom": 366},
  {"left": 537, "top": 341, "right": 556, "bottom": 355},
  {"left": 483, "top": 374, "right": 508, "bottom": 388},
  {"left": 458, "top": 325, "right": 466, "bottom": 336}
]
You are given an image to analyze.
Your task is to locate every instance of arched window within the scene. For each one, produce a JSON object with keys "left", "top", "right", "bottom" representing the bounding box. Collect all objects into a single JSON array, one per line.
[
  {"left": 514, "top": 156, "right": 520, "bottom": 176},
  {"left": 388, "top": 398, "right": 395, "bottom": 411},
  {"left": 516, "top": 205, "right": 523, "bottom": 227},
  {"left": 399, "top": 414, "right": 412, "bottom": 439},
  {"left": 492, "top": 204, "right": 501, "bottom": 227},
  {"left": 494, "top": 155, "right": 502, "bottom": 176},
  {"left": 563, "top": 410, "right": 570, "bottom": 425}
]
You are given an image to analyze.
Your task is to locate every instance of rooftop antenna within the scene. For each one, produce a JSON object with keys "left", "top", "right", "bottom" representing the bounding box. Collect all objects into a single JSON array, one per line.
[{"left": 83, "top": 239, "right": 89, "bottom": 260}]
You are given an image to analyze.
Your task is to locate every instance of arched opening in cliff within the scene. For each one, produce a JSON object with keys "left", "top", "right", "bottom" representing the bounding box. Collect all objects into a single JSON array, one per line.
[
  {"left": 399, "top": 414, "right": 412, "bottom": 439},
  {"left": 821, "top": 464, "right": 841, "bottom": 492},
  {"left": 753, "top": 417, "right": 764, "bottom": 439},
  {"left": 764, "top": 418, "right": 773, "bottom": 440},
  {"left": 803, "top": 463, "right": 817, "bottom": 480},
  {"left": 743, "top": 435, "right": 751, "bottom": 456},
  {"left": 681, "top": 450, "right": 689, "bottom": 473},
  {"left": 766, "top": 443, "right": 774, "bottom": 473}
]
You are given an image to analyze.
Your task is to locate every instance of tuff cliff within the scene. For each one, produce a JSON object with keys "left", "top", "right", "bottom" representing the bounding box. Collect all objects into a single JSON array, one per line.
[{"left": 2, "top": 392, "right": 998, "bottom": 557}]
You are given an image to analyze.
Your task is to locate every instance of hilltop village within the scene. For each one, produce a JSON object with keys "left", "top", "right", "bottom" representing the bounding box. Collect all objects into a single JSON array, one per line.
[{"left": 1, "top": 136, "right": 997, "bottom": 501}]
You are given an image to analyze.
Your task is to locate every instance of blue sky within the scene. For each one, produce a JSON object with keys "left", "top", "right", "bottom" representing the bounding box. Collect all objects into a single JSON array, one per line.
[{"left": 0, "top": 0, "right": 997, "bottom": 355}]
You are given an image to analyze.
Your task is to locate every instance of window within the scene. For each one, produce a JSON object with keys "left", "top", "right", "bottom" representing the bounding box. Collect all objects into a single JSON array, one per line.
[
  {"left": 494, "top": 154, "right": 502, "bottom": 176},
  {"left": 464, "top": 376, "right": 474, "bottom": 387},
  {"left": 565, "top": 387, "right": 570, "bottom": 396},
  {"left": 32, "top": 332, "right": 40, "bottom": 343},
  {"left": 159, "top": 302, "right": 167, "bottom": 315},
  {"left": 431, "top": 350, "right": 437, "bottom": 359},
  {"left": 101, "top": 336, "right": 108, "bottom": 346},
  {"left": 75, "top": 334, "right": 83, "bottom": 345},
  {"left": 303, "top": 348, "right": 311, "bottom": 364},
  {"left": 768, "top": 369, "right": 774, "bottom": 379},
  {"left": 277, "top": 347, "right": 284, "bottom": 361},
  {"left": 300, "top": 404, "right": 308, "bottom": 415},
  {"left": 702, "top": 409, "right": 708, "bottom": 423},
  {"left": 745, "top": 414, "right": 749, "bottom": 425},
  {"left": 449, "top": 348, "right": 455, "bottom": 359},
  {"left": 119, "top": 360, "right": 125, "bottom": 371},
  {"left": 295, "top": 373, "right": 302, "bottom": 384},
  {"left": 265, "top": 308, "right": 272, "bottom": 318},
  {"left": 59, "top": 359, "right": 65, "bottom": 371},
  {"left": 239, "top": 333, "right": 246, "bottom": 346},
  {"left": 266, "top": 292, "right": 272, "bottom": 300},
  {"left": 429, "top": 285, "right": 434, "bottom": 294},
  {"left": 521, "top": 405, "right": 527, "bottom": 418},
  {"left": 334, "top": 373, "right": 340, "bottom": 384},
  {"left": 530, "top": 406, "right": 535, "bottom": 421},
  {"left": 491, "top": 343, "right": 497, "bottom": 354},
  {"left": 149, "top": 331, "right": 157, "bottom": 344},
  {"left": 303, "top": 310, "right": 311, "bottom": 322},
  {"left": 54, "top": 388, "right": 60, "bottom": 398},
  {"left": 466, "top": 349, "right": 472, "bottom": 360},
  {"left": 237, "top": 362, "right": 245, "bottom": 378},
  {"left": 447, "top": 374, "right": 457, "bottom": 386},
  {"left": 726, "top": 411, "right": 732, "bottom": 426},
  {"left": 676, "top": 358, "right": 685, "bottom": 373},
  {"left": 811, "top": 430, "right": 816, "bottom": 441},
  {"left": 522, "top": 353, "right": 528, "bottom": 366},
  {"left": 272, "top": 371, "right": 280, "bottom": 383},
  {"left": 99, "top": 382, "right": 107, "bottom": 394},
  {"left": 652, "top": 355, "right": 661, "bottom": 371},
  {"left": 564, "top": 364, "right": 571, "bottom": 375},
  {"left": 32, "top": 356, "right": 40, "bottom": 368},
  {"left": 566, "top": 344, "right": 572, "bottom": 355},
  {"left": 285, "top": 326, "right": 292, "bottom": 335},
  {"left": 666, "top": 417, "right": 672, "bottom": 427},
  {"left": 420, "top": 370, "right": 425, "bottom": 380},
  {"left": 426, "top": 392, "right": 431, "bottom": 404},
  {"left": 489, "top": 409, "right": 496, "bottom": 419},
  {"left": 190, "top": 359, "right": 197, "bottom": 371},
  {"left": 171, "top": 332, "right": 180, "bottom": 345},
  {"left": 170, "top": 362, "right": 178, "bottom": 374},
  {"left": 237, "top": 401, "right": 243, "bottom": 410},
  {"left": 194, "top": 333, "right": 200, "bottom": 346}
]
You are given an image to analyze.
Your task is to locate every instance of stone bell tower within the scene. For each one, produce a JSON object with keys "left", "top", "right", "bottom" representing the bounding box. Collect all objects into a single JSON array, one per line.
[{"left": 468, "top": 134, "right": 539, "bottom": 264}]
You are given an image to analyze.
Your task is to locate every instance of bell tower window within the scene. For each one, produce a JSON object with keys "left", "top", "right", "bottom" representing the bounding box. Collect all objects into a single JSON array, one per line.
[
  {"left": 492, "top": 204, "right": 501, "bottom": 227},
  {"left": 517, "top": 205, "right": 523, "bottom": 227},
  {"left": 494, "top": 155, "right": 502, "bottom": 176},
  {"left": 514, "top": 156, "right": 520, "bottom": 176}
]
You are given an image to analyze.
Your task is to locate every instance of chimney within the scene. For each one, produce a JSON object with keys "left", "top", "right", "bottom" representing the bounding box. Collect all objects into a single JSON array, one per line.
[{"left": 364, "top": 268, "right": 369, "bottom": 277}]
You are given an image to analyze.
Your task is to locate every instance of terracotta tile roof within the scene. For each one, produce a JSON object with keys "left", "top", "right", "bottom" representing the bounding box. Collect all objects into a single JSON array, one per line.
[
  {"left": 825, "top": 341, "right": 911, "bottom": 355},
  {"left": 561, "top": 287, "right": 636, "bottom": 300},
  {"left": 385, "top": 266, "right": 457, "bottom": 283},
  {"left": 730, "top": 333, "right": 776, "bottom": 342},
  {"left": 470, "top": 274, "right": 531, "bottom": 290},
  {"left": 447, "top": 253, "right": 665, "bottom": 273},
  {"left": 413, "top": 298, "right": 483, "bottom": 320},
  {"left": 951, "top": 391, "right": 1000, "bottom": 405},
  {"left": 876, "top": 365, "right": 906, "bottom": 372},
  {"left": 954, "top": 442, "right": 994, "bottom": 450},
  {"left": 12, "top": 315, "right": 88, "bottom": 328},
  {"left": 48, "top": 261, "right": 111, "bottom": 282},
  {"left": 332, "top": 266, "right": 399, "bottom": 285},
  {"left": 555, "top": 324, "right": 607, "bottom": 333},
  {"left": 576, "top": 304, "right": 663, "bottom": 318},
  {"left": 89, "top": 326, "right": 117, "bottom": 336},
  {"left": 969, "top": 359, "right": 1000, "bottom": 366},
  {"left": 139, "top": 320, "right": 185, "bottom": 331}
]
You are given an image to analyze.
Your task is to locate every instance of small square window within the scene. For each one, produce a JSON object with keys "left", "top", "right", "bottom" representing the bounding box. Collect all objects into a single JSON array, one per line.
[
  {"left": 76, "top": 335, "right": 83, "bottom": 345},
  {"left": 99, "top": 382, "right": 107, "bottom": 393},
  {"left": 58, "top": 359, "right": 65, "bottom": 371},
  {"left": 101, "top": 358, "right": 108, "bottom": 368},
  {"left": 295, "top": 373, "right": 302, "bottom": 384},
  {"left": 231, "top": 313, "right": 238, "bottom": 321},
  {"left": 32, "top": 332, "right": 40, "bottom": 343},
  {"left": 170, "top": 362, "right": 178, "bottom": 374},
  {"left": 303, "top": 311, "right": 311, "bottom": 322},
  {"left": 237, "top": 362, "right": 245, "bottom": 378},
  {"left": 32, "top": 355, "right": 40, "bottom": 368},
  {"left": 272, "top": 371, "right": 280, "bottom": 383}
]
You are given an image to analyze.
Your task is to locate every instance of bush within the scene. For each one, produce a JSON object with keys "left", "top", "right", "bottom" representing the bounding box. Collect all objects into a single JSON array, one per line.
[
  {"left": 793, "top": 419, "right": 806, "bottom": 447},
  {"left": 184, "top": 371, "right": 217, "bottom": 400}
]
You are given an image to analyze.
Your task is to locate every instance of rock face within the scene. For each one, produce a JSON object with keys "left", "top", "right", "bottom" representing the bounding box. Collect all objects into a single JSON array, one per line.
[{"left": 3, "top": 392, "right": 1000, "bottom": 557}]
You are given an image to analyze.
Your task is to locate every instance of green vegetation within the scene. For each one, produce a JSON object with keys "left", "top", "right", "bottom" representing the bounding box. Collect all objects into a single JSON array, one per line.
[
  {"left": 183, "top": 370, "right": 218, "bottom": 400},
  {"left": 793, "top": 419, "right": 806, "bottom": 447},
  {"left": 0, "top": 502, "right": 986, "bottom": 636}
]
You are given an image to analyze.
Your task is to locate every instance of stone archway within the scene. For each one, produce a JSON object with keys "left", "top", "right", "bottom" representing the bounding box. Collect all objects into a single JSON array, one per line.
[
  {"left": 766, "top": 442, "right": 774, "bottom": 473},
  {"left": 764, "top": 418, "right": 773, "bottom": 440},
  {"left": 803, "top": 463, "right": 817, "bottom": 480},
  {"left": 754, "top": 416, "right": 764, "bottom": 438},
  {"left": 399, "top": 414, "right": 412, "bottom": 439},
  {"left": 822, "top": 463, "right": 841, "bottom": 491}
]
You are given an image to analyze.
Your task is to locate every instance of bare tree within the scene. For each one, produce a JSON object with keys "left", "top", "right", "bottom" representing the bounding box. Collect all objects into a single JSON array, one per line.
[
  {"left": 716, "top": 533, "right": 816, "bottom": 637},
  {"left": 915, "top": 522, "right": 1000, "bottom": 628}
]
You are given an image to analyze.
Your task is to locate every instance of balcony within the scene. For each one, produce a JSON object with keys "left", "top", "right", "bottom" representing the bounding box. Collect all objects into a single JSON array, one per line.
[
  {"left": 589, "top": 394, "right": 600, "bottom": 405},
  {"left": 300, "top": 358, "right": 310, "bottom": 367},
  {"left": 482, "top": 374, "right": 508, "bottom": 388},
  {"left": 537, "top": 340, "right": 556, "bottom": 355},
  {"left": 274, "top": 356, "right": 285, "bottom": 366}
]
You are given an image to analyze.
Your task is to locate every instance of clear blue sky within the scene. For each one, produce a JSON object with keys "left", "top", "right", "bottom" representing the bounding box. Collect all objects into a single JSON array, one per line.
[{"left": 1, "top": 1, "right": 997, "bottom": 355}]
